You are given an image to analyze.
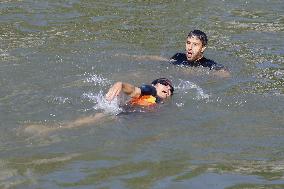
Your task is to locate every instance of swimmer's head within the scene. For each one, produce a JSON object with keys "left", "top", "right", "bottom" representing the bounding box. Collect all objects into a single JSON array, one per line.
[
  {"left": 186, "top": 30, "right": 207, "bottom": 61},
  {"left": 188, "top": 30, "right": 208, "bottom": 47},
  {"left": 151, "top": 78, "right": 174, "bottom": 99}
]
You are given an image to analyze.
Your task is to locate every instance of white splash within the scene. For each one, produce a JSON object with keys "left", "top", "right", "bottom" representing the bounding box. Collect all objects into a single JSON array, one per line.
[
  {"left": 47, "top": 96, "right": 70, "bottom": 104},
  {"left": 274, "top": 70, "right": 284, "bottom": 78},
  {"left": 82, "top": 91, "right": 122, "bottom": 115},
  {"left": 176, "top": 80, "right": 210, "bottom": 100},
  {"left": 175, "top": 102, "right": 185, "bottom": 107},
  {"left": 83, "top": 74, "right": 111, "bottom": 86}
]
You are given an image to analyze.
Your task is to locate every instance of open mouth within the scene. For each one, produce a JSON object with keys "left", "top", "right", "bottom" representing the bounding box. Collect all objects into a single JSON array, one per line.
[{"left": 187, "top": 51, "right": 192, "bottom": 56}]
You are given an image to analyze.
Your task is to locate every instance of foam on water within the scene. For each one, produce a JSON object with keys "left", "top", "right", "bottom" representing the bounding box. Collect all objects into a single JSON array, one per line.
[
  {"left": 176, "top": 80, "right": 210, "bottom": 100},
  {"left": 80, "top": 73, "right": 123, "bottom": 115},
  {"left": 83, "top": 73, "right": 111, "bottom": 86},
  {"left": 46, "top": 96, "right": 70, "bottom": 105},
  {"left": 82, "top": 91, "right": 122, "bottom": 115}
]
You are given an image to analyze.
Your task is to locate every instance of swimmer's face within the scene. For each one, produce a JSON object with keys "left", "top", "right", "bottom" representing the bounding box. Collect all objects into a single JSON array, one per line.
[
  {"left": 154, "top": 83, "right": 172, "bottom": 99},
  {"left": 185, "top": 35, "right": 206, "bottom": 61}
]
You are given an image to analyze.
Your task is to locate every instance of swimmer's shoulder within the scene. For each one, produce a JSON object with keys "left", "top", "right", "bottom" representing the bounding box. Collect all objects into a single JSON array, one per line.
[
  {"left": 170, "top": 53, "right": 187, "bottom": 65},
  {"left": 139, "top": 85, "right": 157, "bottom": 96},
  {"left": 199, "top": 57, "right": 227, "bottom": 71}
]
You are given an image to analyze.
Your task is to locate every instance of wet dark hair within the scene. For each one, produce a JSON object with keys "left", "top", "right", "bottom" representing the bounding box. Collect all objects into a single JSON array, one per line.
[
  {"left": 188, "top": 30, "right": 208, "bottom": 46},
  {"left": 151, "top": 78, "right": 174, "bottom": 95}
]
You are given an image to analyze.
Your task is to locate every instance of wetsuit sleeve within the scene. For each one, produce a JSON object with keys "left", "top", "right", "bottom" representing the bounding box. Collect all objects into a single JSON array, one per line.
[
  {"left": 208, "top": 59, "right": 226, "bottom": 70},
  {"left": 170, "top": 53, "right": 186, "bottom": 61},
  {"left": 139, "top": 85, "right": 157, "bottom": 96},
  {"left": 169, "top": 53, "right": 187, "bottom": 65},
  {"left": 211, "top": 64, "right": 225, "bottom": 70},
  {"left": 170, "top": 53, "right": 180, "bottom": 60}
]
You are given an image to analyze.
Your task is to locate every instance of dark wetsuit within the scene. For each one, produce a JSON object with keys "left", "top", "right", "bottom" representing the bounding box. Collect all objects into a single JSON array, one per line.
[
  {"left": 170, "top": 53, "right": 225, "bottom": 70},
  {"left": 140, "top": 85, "right": 156, "bottom": 96},
  {"left": 138, "top": 85, "right": 161, "bottom": 103}
]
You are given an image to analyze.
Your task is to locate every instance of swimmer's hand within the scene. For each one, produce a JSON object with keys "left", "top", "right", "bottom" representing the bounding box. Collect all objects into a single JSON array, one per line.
[{"left": 105, "top": 82, "right": 122, "bottom": 101}]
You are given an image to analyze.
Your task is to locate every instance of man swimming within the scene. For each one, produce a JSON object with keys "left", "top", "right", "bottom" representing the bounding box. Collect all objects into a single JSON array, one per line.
[
  {"left": 106, "top": 78, "right": 174, "bottom": 106},
  {"left": 22, "top": 78, "right": 174, "bottom": 135},
  {"left": 170, "top": 30, "right": 226, "bottom": 71},
  {"left": 118, "top": 30, "right": 230, "bottom": 77}
]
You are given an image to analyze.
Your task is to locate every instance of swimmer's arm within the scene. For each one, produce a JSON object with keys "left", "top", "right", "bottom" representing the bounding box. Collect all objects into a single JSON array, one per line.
[
  {"left": 116, "top": 53, "right": 168, "bottom": 61},
  {"left": 212, "top": 67, "right": 231, "bottom": 78},
  {"left": 134, "top": 55, "right": 168, "bottom": 61},
  {"left": 209, "top": 63, "right": 231, "bottom": 78},
  {"left": 105, "top": 82, "right": 141, "bottom": 101}
]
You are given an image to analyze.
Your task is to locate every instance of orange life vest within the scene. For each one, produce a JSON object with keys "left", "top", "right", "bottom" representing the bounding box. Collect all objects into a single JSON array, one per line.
[{"left": 129, "top": 95, "right": 157, "bottom": 106}]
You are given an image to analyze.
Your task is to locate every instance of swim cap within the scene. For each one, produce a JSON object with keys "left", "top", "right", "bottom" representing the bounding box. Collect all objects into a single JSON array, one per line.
[{"left": 151, "top": 78, "right": 174, "bottom": 94}]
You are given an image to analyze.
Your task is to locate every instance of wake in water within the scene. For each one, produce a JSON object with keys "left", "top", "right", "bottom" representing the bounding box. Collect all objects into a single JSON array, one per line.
[
  {"left": 81, "top": 73, "right": 125, "bottom": 114},
  {"left": 176, "top": 79, "right": 210, "bottom": 100},
  {"left": 83, "top": 73, "right": 111, "bottom": 87},
  {"left": 20, "top": 74, "right": 119, "bottom": 137},
  {"left": 82, "top": 91, "right": 123, "bottom": 115}
]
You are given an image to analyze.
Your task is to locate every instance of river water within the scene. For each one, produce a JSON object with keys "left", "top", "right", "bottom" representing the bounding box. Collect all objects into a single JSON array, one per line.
[{"left": 0, "top": 0, "right": 283, "bottom": 188}]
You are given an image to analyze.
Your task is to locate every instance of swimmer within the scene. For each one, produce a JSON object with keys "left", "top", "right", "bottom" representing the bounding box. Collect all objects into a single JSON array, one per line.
[
  {"left": 117, "top": 30, "right": 230, "bottom": 77},
  {"left": 170, "top": 30, "right": 229, "bottom": 73},
  {"left": 21, "top": 78, "right": 174, "bottom": 136},
  {"left": 106, "top": 78, "right": 174, "bottom": 106}
]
